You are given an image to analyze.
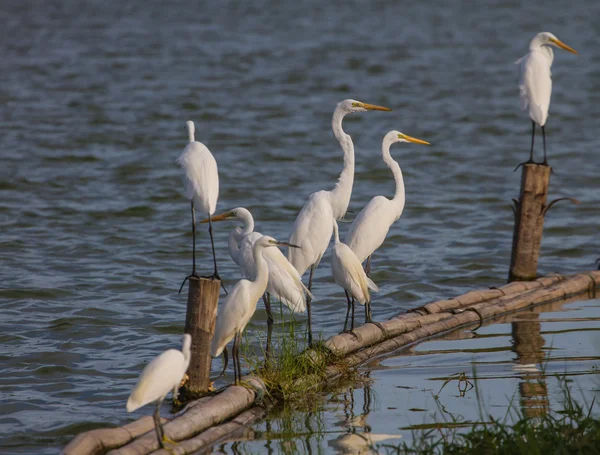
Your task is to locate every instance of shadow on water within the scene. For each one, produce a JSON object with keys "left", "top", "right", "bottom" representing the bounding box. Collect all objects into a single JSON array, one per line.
[{"left": 214, "top": 295, "right": 600, "bottom": 454}]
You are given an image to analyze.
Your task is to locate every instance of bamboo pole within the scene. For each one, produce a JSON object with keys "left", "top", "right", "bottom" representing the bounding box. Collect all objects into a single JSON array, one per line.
[
  {"left": 64, "top": 270, "right": 600, "bottom": 455},
  {"left": 509, "top": 163, "right": 551, "bottom": 282},
  {"left": 184, "top": 276, "right": 220, "bottom": 394}
]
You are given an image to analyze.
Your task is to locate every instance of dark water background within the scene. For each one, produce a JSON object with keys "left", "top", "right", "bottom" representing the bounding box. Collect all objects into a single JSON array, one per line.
[{"left": 1, "top": 0, "right": 599, "bottom": 453}]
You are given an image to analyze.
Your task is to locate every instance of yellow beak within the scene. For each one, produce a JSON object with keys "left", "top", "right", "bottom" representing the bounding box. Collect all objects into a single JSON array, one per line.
[
  {"left": 400, "top": 134, "right": 430, "bottom": 145},
  {"left": 360, "top": 102, "right": 392, "bottom": 112},
  {"left": 200, "top": 212, "right": 231, "bottom": 223},
  {"left": 549, "top": 37, "right": 578, "bottom": 54}
]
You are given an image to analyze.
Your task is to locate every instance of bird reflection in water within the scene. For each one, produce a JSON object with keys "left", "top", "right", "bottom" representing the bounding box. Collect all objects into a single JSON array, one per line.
[
  {"left": 329, "top": 374, "right": 401, "bottom": 454},
  {"left": 511, "top": 309, "right": 549, "bottom": 417}
]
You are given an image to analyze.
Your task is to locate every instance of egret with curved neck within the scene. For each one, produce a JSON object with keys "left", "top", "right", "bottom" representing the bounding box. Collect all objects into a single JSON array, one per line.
[
  {"left": 203, "top": 208, "right": 309, "bottom": 356},
  {"left": 211, "top": 236, "right": 299, "bottom": 384},
  {"left": 287, "top": 99, "right": 391, "bottom": 345},
  {"left": 345, "top": 131, "right": 429, "bottom": 323},
  {"left": 516, "top": 32, "right": 577, "bottom": 167}
]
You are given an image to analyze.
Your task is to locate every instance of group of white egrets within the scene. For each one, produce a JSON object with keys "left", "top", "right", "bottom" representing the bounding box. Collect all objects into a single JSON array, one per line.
[{"left": 126, "top": 32, "right": 577, "bottom": 448}]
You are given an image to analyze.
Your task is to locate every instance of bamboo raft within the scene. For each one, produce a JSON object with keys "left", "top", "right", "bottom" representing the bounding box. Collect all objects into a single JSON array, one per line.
[{"left": 65, "top": 269, "right": 600, "bottom": 455}]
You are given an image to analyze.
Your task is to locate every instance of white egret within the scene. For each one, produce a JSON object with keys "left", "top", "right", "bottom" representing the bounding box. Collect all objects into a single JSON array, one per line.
[
  {"left": 516, "top": 32, "right": 577, "bottom": 166},
  {"left": 288, "top": 99, "right": 391, "bottom": 344},
  {"left": 176, "top": 120, "right": 222, "bottom": 292},
  {"left": 211, "top": 236, "right": 299, "bottom": 384},
  {"left": 331, "top": 219, "right": 379, "bottom": 333},
  {"left": 203, "top": 208, "right": 309, "bottom": 355},
  {"left": 346, "top": 131, "right": 429, "bottom": 280},
  {"left": 126, "top": 334, "right": 191, "bottom": 449}
]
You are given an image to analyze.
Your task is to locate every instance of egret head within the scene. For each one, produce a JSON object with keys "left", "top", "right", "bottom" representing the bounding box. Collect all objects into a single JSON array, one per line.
[
  {"left": 385, "top": 130, "right": 430, "bottom": 146},
  {"left": 534, "top": 32, "right": 578, "bottom": 54},
  {"left": 338, "top": 99, "right": 391, "bottom": 114},
  {"left": 201, "top": 207, "right": 253, "bottom": 223},
  {"left": 256, "top": 235, "right": 300, "bottom": 249},
  {"left": 186, "top": 120, "right": 195, "bottom": 141}
]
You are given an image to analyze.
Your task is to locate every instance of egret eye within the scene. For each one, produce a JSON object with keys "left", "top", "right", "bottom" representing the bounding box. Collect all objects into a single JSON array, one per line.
[{"left": 351, "top": 102, "right": 360, "bottom": 107}]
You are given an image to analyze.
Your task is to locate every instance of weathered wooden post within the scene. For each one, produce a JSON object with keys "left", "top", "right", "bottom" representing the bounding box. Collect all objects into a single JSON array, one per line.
[
  {"left": 508, "top": 163, "right": 551, "bottom": 282},
  {"left": 183, "top": 276, "right": 220, "bottom": 394},
  {"left": 508, "top": 163, "right": 579, "bottom": 282}
]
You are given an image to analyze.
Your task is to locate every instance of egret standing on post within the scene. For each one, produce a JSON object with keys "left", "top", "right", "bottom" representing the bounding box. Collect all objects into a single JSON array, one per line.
[
  {"left": 331, "top": 219, "right": 378, "bottom": 333},
  {"left": 211, "top": 236, "right": 300, "bottom": 384},
  {"left": 177, "top": 120, "right": 221, "bottom": 292},
  {"left": 288, "top": 99, "right": 391, "bottom": 345},
  {"left": 516, "top": 32, "right": 577, "bottom": 166},
  {"left": 126, "top": 334, "right": 191, "bottom": 449}
]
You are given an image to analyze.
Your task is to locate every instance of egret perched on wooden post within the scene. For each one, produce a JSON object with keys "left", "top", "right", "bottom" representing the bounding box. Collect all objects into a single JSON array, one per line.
[
  {"left": 330, "top": 219, "right": 379, "bottom": 333},
  {"left": 176, "top": 120, "right": 222, "bottom": 293},
  {"left": 288, "top": 99, "right": 391, "bottom": 345},
  {"left": 346, "top": 131, "right": 430, "bottom": 279},
  {"left": 516, "top": 32, "right": 577, "bottom": 167},
  {"left": 211, "top": 236, "right": 300, "bottom": 384},
  {"left": 126, "top": 334, "right": 191, "bottom": 449},
  {"left": 203, "top": 208, "right": 309, "bottom": 356}
]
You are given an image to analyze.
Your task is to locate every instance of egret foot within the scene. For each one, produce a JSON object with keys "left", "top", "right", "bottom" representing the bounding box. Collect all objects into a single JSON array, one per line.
[
  {"left": 161, "top": 435, "right": 178, "bottom": 446},
  {"left": 367, "top": 320, "right": 389, "bottom": 337},
  {"left": 513, "top": 159, "right": 534, "bottom": 172},
  {"left": 340, "top": 329, "right": 359, "bottom": 340},
  {"left": 203, "top": 271, "right": 228, "bottom": 295},
  {"left": 178, "top": 272, "right": 199, "bottom": 294}
]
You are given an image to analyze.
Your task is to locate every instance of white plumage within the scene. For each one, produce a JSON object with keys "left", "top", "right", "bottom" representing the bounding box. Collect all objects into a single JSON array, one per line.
[
  {"left": 211, "top": 236, "right": 299, "bottom": 383},
  {"left": 331, "top": 219, "right": 378, "bottom": 307},
  {"left": 176, "top": 120, "right": 221, "bottom": 281},
  {"left": 287, "top": 99, "right": 391, "bottom": 344},
  {"left": 176, "top": 121, "right": 219, "bottom": 215},
  {"left": 126, "top": 334, "right": 191, "bottom": 448},
  {"left": 207, "top": 208, "right": 309, "bottom": 313},
  {"left": 346, "top": 131, "right": 430, "bottom": 264},
  {"left": 515, "top": 32, "right": 577, "bottom": 164}
]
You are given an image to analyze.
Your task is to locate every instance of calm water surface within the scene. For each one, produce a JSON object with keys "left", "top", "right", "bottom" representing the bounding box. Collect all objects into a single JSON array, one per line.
[{"left": 1, "top": 0, "right": 599, "bottom": 453}]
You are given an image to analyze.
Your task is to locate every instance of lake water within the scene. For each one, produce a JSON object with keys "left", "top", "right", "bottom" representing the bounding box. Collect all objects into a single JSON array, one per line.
[{"left": 1, "top": 0, "right": 599, "bottom": 453}]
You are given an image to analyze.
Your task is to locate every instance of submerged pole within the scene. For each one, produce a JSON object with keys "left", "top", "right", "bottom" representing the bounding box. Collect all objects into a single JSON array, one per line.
[
  {"left": 184, "top": 276, "right": 220, "bottom": 393},
  {"left": 508, "top": 163, "right": 551, "bottom": 282}
]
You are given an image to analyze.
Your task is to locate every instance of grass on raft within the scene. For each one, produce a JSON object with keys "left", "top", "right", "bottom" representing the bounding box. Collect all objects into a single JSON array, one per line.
[
  {"left": 242, "top": 303, "right": 357, "bottom": 404},
  {"left": 380, "top": 375, "right": 600, "bottom": 455}
]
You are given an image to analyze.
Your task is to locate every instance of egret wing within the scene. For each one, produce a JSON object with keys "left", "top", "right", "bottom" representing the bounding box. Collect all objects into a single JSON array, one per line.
[
  {"left": 176, "top": 142, "right": 219, "bottom": 214},
  {"left": 288, "top": 191, "right": 334, "bottom": 276},
  {"left": 211, "top": 281, "right": 251, "bottom": 357},
  {"left": 127, "top": 349, "right": 185, "bottom": 412}
]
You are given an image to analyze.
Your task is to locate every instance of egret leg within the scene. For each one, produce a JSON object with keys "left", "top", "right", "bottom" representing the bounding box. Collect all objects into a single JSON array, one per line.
[
  {"left": 350, "top": 297, "right": 356, "bottom": 331},
  {"left": 178, "top": 201, "right": 200, "bottom": 294},
  {"left": 306, "top": 265, "right": 315, "bottom": 346},
  {"left": 213, "top": 346, "right": 228, "bottom": 380},
  {"left": 365, "top": 255, "right": 372, "bottom": 278},
  {"left": 514, "top": 121, "right": 536, "bottom": 172},
  {"left": 263, "top": 293, "right": 274, "bottom": 361},
  {"left": 153, "top": 402, "right": 165, "bottom": 448},
  {"left": 233, "top": 332, "right": 242, "bottom": 384},
  {"left": 207, "top": 214, "right": 229, "bottom": 295},
  {"left": 342, "top": 290, "right": 351, "bottom": 332},
  {"left": 541, "top": 125, "right": 547, "bottom": 165},
  {"left": 365, "top": 301, "right": 388, "bottom": 336}
]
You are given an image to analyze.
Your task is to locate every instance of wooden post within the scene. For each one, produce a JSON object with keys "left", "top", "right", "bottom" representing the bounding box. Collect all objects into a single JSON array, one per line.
[
  {"left": 508, "top": 164, "right": 551, "bottom": 282},
  {"left": 184, "top": 276, "right": 220, "bottom": 394}
]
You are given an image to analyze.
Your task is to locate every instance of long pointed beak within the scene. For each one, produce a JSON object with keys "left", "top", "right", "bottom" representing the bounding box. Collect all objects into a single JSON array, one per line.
[
  {"left": 360, "top": 102, "right": 392, "bottom": 112},
  {"left": 275, "top": 241, "right": 300, "bottom": 248},
  {"left": 401, "top": 134, "right": 430, "bottom": 145},
  {"left": 550, "top": 37, "right": 578, "bottom": 54},
  {"left": 200, "top": 212, "right": 230, "bottom": 224}
]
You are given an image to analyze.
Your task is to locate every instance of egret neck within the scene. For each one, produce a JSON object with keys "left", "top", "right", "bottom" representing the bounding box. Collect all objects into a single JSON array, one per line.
[
  {"left": 382, "top": 134, "right": 406, "bottom": 219},
  {"left": 329, "top": 105, "right": 355, "bottom": 220}
]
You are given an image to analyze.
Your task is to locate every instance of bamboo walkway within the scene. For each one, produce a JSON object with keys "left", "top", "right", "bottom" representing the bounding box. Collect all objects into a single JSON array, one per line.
[{"left": 65, "top": 270, "right": 600, "bottom": 455}]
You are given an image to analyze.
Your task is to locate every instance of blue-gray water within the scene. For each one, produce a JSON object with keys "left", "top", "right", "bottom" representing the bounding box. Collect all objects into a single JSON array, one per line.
[{"left": 1, "top": 1, "right": 599, "bottom": 453}]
